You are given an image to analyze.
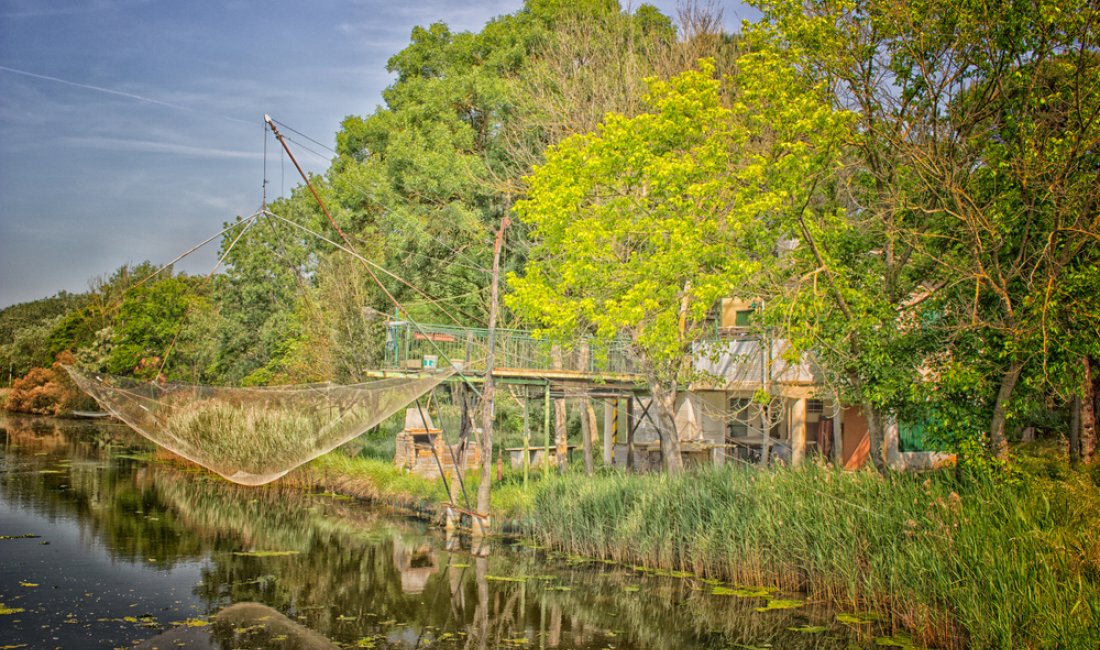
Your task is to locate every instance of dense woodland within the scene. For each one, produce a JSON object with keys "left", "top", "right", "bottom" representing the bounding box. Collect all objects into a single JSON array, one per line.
[{"left": 3, "top": 0, "right": 1099, "bottom": 473}]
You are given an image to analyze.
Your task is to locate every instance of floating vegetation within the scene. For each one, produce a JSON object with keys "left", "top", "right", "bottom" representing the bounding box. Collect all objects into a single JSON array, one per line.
[
  {"left": 875, "top": 634, "right": 922, "bottom": 647},
  {"left": 0, "top": 534, "right": 40, "bottom": 540},
  {"left": 171, "top": 617, "right": 210, "bottom": 627},
  {"left": 486, "top": 575, "right": 527, "bottom": 583},
  {"left": 711, "top": 586, "right": 775, "bottom": 598},
  {"left": 0, "top": 604, "right": 26, "bottom": 615},
  {"left": 755, "top": 599, "right": 805, "bottom": 612},
  {"left": 231, "top": 550, "right": 300, "bottom": 557},
  {"left": 622, "top": 585, "right": 641, "bottom": 593},
  {"left": 837, "top": 612, "right": 882, "bottom": 625},
  {"left": 18, "top": 582, "right": 38, "bottom": 587},
  {"left": 788, "top": 625, "right": 828, "bottom": 634}
]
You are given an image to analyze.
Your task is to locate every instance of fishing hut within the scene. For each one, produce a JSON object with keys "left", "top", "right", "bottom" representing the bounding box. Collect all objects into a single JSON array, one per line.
[{"left": 394, "top": 408, "right": 480, "bottom": 478}]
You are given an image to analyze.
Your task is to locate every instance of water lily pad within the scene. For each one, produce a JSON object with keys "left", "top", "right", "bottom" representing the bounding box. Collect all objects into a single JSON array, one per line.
[
  {"left": 0, "top": 604, "right": 26, "bottom": 615},
  {"left": 837, "top": 612, "right": 883, "bottom": 625},
  {"left": 711, "top": 586, "right": 774, "bottom": 598},
  {"left": 755, "top": 599, "right": 804, "bottom": 612},
  {"left": 0, "top": 535, "right": 40, "bottom": 541},
  {"left": 486, "top": 575, "right": 527, "bottom": 582},
  {"left": 171, "top": 617, "right": 210, "bottom": 627},
  {"left": 18, "top": 582, "right": 38, "bottom": 587},
  {"left": 876, "top": 635, "right": 920, "bottom": 647},
  {"left": 232, "top": 550, "right": 299, "bottom": 557},
  {"left": 622, "top": 585, "right": 641, "bottom": 593},
  {"left": 788, "top": 625, "right": 828, "bottom": 634}
]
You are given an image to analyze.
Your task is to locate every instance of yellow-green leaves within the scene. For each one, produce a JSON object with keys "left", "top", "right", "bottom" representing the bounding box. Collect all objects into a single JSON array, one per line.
[{"left": 510, "top": 53, "right": 848, "bottom": 385}]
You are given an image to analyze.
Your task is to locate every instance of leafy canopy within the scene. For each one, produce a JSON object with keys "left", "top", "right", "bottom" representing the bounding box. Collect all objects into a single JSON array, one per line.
[{"left": 509, "top": 54, "right": 850, "bottom": 382}]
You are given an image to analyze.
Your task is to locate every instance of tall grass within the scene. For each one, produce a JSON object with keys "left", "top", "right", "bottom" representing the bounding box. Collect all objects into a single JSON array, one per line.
[
  {"left": 286, "top": 439, "right": 1098, "bottom": 647},
  {"left": 528, "top": 457, "right": 1100, "bottom": 649},
  {"left": 165, "top": 400, "right": 326, "bottom": 475}
]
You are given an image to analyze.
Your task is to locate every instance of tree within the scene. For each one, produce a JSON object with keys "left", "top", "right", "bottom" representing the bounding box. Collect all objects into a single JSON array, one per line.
[
  {"left": 750, "top": 0, "right": 1100, "bottom": 467},
  {"left": 509, "top": 56, "right": 848, "bottom": 473}
]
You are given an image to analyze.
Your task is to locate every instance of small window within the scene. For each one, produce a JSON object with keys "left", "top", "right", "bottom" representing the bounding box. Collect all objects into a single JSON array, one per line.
[
  {"left": 734, "top": 309, "right": 753, "bottom": 327},
  {"left": 728, "top": 397, "right": 751, "bottom": 439}
]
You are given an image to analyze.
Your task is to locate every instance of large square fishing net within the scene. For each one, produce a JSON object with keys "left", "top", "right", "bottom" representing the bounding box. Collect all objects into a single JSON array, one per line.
[{"left": 65, "top": 366, "right": 453, "bottom": 485}]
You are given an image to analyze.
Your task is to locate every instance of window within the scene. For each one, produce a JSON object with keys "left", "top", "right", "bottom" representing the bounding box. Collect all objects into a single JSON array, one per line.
[
  {"left": 728, "top": 397, "right": 752, "bottom": 439},
  {"left": 734, "top": 309, "right": 753, "bottom": 327}
]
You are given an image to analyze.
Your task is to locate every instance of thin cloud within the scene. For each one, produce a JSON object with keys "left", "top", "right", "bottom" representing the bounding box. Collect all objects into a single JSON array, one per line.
[
  {"left": 0, "top": 65, "right": 253, "bottom": 125},
  {"left": 65, "top": 136, "right": 263, "bottom": 160}
]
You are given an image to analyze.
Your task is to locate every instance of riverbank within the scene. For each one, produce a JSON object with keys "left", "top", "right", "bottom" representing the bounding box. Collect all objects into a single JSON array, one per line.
[{"left": 287, "top": 444, "right": 1100, "bottom": 650}]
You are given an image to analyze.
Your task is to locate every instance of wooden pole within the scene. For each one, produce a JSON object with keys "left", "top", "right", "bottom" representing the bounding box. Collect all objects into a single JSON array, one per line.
[
  {"left": 543, "top": 382, "right": 551, "bottom": 479},
  {"left": 523, "top": 386, "right": 530, "bottom": 490},
  {"left": 474, "top": 216, "right": 509, "bottom": 536}
]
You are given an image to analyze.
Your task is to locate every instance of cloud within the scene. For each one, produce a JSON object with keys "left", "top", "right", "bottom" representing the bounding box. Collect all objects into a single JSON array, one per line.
[
  {"left": 0, "top": 0, "right": 151, "bottom": 19},
  {"left": 63, "top": 136, "right": 263, "bottom": 160}
]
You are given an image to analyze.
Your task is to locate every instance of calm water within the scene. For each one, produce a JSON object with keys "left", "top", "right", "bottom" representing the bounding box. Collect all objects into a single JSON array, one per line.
[{"left": 0, "top": 414, "right": 880, "bottom": 650}]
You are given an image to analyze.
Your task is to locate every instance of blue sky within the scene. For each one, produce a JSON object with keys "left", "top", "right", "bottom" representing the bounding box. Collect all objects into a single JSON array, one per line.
[{"left": 0, "top": 0, "right": 754, "bottom": 308}]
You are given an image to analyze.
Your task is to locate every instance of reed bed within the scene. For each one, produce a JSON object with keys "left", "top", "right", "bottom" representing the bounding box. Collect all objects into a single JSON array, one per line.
[
  {"left": 163, "top": 399, "right": 359, "bottom": 476},
  {"left": 527, "top": 460, "right": 1100, "bottom": 649}
]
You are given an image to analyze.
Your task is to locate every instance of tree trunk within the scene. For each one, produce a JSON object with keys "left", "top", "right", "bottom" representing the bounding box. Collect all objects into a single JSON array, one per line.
[
  {"left": 1070, "top": 395, "right": 1081, "bottom": 464},
  {"left": 863, "top": 403, "right": 888, "bottom": 475},
  {"left": 647, "top": 378, "right": 684, "bottom": 474},
  {"left": 552, "top": 346, "right": 568, "bottom": 473},
  {"left": 758, "top": 401, "right": 771, "bottom": 468},
  {"left": 475, "top": 217, "right": 509, "bottom": 535},
  {"left": 1082, "top": 357, "right": 1096, "bottom": 464},
  {"left": 989, "top": 359, "right": 1025, "bottom": 461}
]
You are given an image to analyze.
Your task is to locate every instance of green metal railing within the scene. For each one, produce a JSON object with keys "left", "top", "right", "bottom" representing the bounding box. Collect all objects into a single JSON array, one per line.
[{"left": 384, "top": 322, "right": 637, "bottom": 375}]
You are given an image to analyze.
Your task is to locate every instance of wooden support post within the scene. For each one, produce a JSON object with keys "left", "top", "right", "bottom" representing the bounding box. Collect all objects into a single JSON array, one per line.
[
  {"left": 579, "top": 343, "right": 594, "bottom": 476},
  {"left": 626, "top": 396, "right": 635, "bottom": 471},
  {"left": 543, "top": 382, "right": 551, "bottom": 479},
  {"left": 523, "top": 387, "right": 530, "bottom": 490},
  {"left": 603, "top": 398, "right": 615, "bottom": 465},
  {"left": 832, "top": 403, "right": 844, "bottom": 466},
  {"left": 552, "top": 345, "right": 568, "bottom": 473},
  {"left": 791, "top": 397, "right": 807, "bottom": 467}
]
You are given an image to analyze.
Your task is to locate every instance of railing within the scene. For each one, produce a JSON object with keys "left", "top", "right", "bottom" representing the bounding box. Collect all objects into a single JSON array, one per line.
[
  {"left": 384, "top": 321, "right": 817, "bottom": 385},
  {"left": 384, "top": 322, "right": 638, "bottom": 375}
]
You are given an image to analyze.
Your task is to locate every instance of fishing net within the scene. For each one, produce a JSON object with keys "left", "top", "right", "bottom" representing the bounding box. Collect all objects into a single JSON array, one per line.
[{"left": 65, "top": 366, "right": 454, "bottom": 485}]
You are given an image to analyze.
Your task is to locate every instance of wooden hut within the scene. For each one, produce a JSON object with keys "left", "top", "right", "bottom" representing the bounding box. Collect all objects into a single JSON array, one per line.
[{"left": 394, "top": 408, "right": 479, "bottom": 478}]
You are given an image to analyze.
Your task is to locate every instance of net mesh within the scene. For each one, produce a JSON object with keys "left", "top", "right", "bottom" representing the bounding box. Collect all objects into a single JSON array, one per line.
[{"left": 65, "top": 366, "right": 454, "bottom": 485}]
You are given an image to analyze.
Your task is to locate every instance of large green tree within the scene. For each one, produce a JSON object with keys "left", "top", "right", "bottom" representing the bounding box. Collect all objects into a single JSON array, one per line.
[{"left": 509, "top": 56, "right": 848, "bottom": 473}]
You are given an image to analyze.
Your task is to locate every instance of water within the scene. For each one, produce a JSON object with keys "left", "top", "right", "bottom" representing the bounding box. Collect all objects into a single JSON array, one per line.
[{"left": 0, "top": 414, "right": 877, "bottom": 649}]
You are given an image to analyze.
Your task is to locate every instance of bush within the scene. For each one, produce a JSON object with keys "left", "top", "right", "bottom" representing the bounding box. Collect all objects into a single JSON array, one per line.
[{"left": 5, "top": 352, "right": 96, "bottom": 415}]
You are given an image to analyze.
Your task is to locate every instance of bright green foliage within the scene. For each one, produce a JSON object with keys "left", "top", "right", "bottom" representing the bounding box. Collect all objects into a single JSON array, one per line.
[
  {"left": 509, "top": 53, "right": 849, "bottom": 385},
  {"left": 212, "top": 202, "right": 319, "bottom": 384},
  {"left": 332, "top": 12, "right": 545, "bottom": 326},
  {"left": 746, "top": 0, "right": 1100, "bottom": 464},
  {"left": 105, "top": 276, "right": 210, "bottom": 380}
]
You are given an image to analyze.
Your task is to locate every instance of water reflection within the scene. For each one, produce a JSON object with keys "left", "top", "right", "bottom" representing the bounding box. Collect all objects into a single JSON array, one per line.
[{"left": 1, "top": 414, "right": 873, "bottom": 649}]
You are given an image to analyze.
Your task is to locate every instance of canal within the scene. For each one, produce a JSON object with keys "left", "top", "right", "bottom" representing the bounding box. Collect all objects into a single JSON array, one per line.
[{"left": 1, "top": 413, "right": 876, "bottom": 649}]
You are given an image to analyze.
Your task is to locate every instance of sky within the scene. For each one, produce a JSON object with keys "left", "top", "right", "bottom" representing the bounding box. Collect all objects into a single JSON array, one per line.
[{"left": 0, "top": 0, "right": 755, "bottom": 309}]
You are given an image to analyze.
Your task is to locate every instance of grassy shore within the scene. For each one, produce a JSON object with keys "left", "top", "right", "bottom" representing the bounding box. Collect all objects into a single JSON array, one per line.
[{"left": 287, "top": 442, "right": 1099, "bottom": 649}]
